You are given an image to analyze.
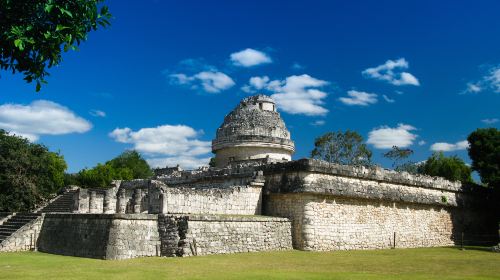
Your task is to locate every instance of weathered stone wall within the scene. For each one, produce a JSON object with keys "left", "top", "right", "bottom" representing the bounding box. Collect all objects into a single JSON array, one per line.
[
  {"left": 0, "top": 215, "right": 44, "bottom": 252},
  {"left": 266, "top": 194, "right": 459, "bottom": 250},
  {"left": 262, "top": 159, "right": 497, "bottom": 251},
  {"left": 164, "top": 186, "right": 262, "bottom": 215},
  {"left": 37, "top": 214, "right": 160, "bottom": 259},
  {"left": 158, "top": 214, "right": 292, "bottom": 257},
  {"left": 75, "top": 179, "right": 263, "bottom": 216}
]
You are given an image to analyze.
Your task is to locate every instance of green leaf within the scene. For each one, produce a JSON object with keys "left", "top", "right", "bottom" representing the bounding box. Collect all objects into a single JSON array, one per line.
[
  {"left": 14, "top": 39, "right": 24, "bottom": 50},
  {"left": 36, "top": 82, "right": 41, "bottom": 92},
  {"left": 56, "top": 25, "right": 68, "bottom": 32},
  {"left": 59, "top": 8, "right": 73, "bottom": 17},
  {"left": 44, "top": 4, "right": 54, "bottom": 13}
]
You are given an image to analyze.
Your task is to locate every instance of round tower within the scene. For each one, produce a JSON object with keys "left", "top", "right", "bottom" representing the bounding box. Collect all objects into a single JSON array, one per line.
[{"left": 212, "top": 94, "right": 295, "bottom": 167}]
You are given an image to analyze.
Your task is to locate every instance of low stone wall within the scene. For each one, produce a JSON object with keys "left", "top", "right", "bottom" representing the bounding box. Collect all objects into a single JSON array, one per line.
[
  {"left": 0, "top": 214, "right": 44, "bottom": 252},
  {"left": 37, "top": 214, "right": 160, "bottom": 259},
  {"left": 158, "top": 214, "right": 292, "bottom": 257},
  {"left": 265, "top": 193, "right": 494, "bottom": 250}
]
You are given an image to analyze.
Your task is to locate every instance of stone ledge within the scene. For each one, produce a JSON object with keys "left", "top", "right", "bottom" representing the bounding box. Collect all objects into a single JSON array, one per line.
[
  {"left": 45, "top": 213, "right": 158, "bottom": 220},
  {"left": 160, "top": 214, "right": 290, "bottom": 222},
  {"left": 262, "top": 158, "right": 463, "bottom": 192}
]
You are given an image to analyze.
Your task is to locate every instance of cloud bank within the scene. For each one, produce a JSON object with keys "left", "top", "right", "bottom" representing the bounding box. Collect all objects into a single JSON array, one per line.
[
  {"left": 0, "top": 100, "right": 92, "bottom": 141},
  {"left": 109, "top": 124, "right": 211, "bottom": 169}
]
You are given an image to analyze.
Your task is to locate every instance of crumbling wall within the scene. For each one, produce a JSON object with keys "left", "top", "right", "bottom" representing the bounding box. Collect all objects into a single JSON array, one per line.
[{"left": 158, "top": 214, "right": 292, "bottom": 257}]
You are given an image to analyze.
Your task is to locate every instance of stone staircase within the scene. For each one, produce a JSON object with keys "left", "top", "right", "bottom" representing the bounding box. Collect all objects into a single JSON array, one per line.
[
  {"left": 0, "top": 213, "right": 41, "bottom": 245},
  {"left": 38, "top": 190, "right": 76, "bottom": 213}
]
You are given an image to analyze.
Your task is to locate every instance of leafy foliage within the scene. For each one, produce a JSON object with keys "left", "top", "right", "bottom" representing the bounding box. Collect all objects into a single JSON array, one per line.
[
  {"left": 70, "top": 150, "right": 153, "bottom": 188},
  {"left": 0, "top": 0, "right": 111, "bottom": 91},
  {"left": 383, "top": 146, "right": 414, "bottom": 168},
  {"left": 0, "top": 129, "right": 67, "bottom": 211},
  {"left": 418, "top": 152, "right": 473, "bottom": 183},
  {"left": 311, "top": 130, "right": 372, "bottom": 166},
  {"left": 467, "top": 128, "right": 500, "bottom": 188}
]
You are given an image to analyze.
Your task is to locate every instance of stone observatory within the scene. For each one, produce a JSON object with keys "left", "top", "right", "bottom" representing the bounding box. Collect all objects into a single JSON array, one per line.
[{"left": 211, "top": 94, "right": 295, "bottom": 168}]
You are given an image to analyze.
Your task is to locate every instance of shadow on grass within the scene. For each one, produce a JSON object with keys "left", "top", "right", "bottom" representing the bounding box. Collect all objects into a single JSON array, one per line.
[{"left": 449, "top": 245, "right": 496, "bottom": 252}]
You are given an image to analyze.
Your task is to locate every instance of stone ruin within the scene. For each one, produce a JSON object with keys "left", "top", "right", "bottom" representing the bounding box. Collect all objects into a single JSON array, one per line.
[{"left": 0, "top": 94, "right": 498, "bottom": 259}]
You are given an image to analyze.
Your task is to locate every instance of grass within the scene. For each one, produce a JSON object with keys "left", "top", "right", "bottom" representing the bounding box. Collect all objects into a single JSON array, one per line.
[{"left": 0, "top": 247, "right": 499, "bottom": 280}]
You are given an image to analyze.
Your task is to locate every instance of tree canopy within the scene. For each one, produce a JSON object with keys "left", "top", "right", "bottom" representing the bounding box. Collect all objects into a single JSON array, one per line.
[
  {"left": 0, "top": 129, "right": 67, "bottom": 211},
  {"left": 69, "top": 150, "right": 153, "bottom": 188},
  {"left": 383, "top": 146, "right": 414, "bottom": 169},
  {"left": 0, "top": 0, "right": 111, "bottom": 91},
  {"left": 311, "top": 130, "right": 372, "bottom": 166},
  {"left": 418, "top": 152, "right": 473, "bottom": 183},
  {"left": 467, "top": 128, "right": 500, "bottom": 188}
]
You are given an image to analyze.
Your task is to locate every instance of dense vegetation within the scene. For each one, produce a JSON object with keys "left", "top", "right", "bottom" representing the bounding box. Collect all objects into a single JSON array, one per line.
[
  {"left": 418, "top": 152, "right": 473, "bottom": 183},
  {"left": 468, "top": 128, "right": 500, "bottom": 188},
  {"left": 0, "top": 130, "right": 67, "bottom": 211},
  {"left": 66, "top": 150, "right": 153, "bottom": 188},
  {"left": 0, "top": 0, "right": 111, "bottom": 91}
]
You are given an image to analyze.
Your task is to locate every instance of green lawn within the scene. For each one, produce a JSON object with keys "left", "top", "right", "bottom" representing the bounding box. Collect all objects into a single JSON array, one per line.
[{"left": 0, "top": 247, "right": 499, "bottom": 280}]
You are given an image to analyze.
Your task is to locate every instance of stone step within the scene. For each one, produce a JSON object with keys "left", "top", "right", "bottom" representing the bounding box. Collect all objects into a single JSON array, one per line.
[
  {"left": 0, "top": 228, "right": 17, "bottom": 234},
  {"left": 0, "top": 224, "right": 23, "bottom": 230},
  {"left": 0, "top": 232, "right": 11, "bottom": 238},
  {"left": 2, "top": 221, "right": 29, "bottom": 227},
  {"left": 9, "top": 218, "right": 36, "bottom": 223}
]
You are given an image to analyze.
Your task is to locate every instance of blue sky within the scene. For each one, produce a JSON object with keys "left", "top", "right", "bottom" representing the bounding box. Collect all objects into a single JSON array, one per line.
[{"left": 1, "top": 0, "right": 499, "bottom": 173}]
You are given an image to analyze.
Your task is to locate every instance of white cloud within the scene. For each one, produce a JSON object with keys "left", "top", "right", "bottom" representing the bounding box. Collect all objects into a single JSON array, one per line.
[
  {"left": 109, "top": 124, "right": 212, "bottom": 169},
  {"left": 310, "top": 120, "right": 325, "bottom": 126},
  {"left": 362, "top": 58, "right": 420, "bottom": 86},
  {"left": 241, "top": 74, "right": 329, "bottom": 116},
  {"left": 169, "top": 71, "right": 235, "bottom": 93},
  {"left": 367, "top": 124, "right": 418, "bottom": 149},
  {"left": 462, "top": 66, "right": 500, "bottom": 94},
  {"left": 418, "top": 140, "right": 426, "bottom": 146},
  {"left": 339, "top": 90, "right": 378, "bottom": 106},
  {"left": 230, "top": 48, "right": 272, "bottom": 67},
  {"left": 89, "top": 109, "right": 106, "bottom": 117},
  {"left": 382, "top": 94, "right": 395, "bottom": 103},
  {"left": 430, "top": 140, "right": 469, "bottom": 152},
  {"left": 0, "top": 100, "right": 92, "bottom": 141},
  {"left": 481, "top": 118, "right": 499, "bottom": 124}
]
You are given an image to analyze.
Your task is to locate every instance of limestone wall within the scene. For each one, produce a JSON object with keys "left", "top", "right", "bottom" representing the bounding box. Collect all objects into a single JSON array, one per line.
[
  {"left": 266, "top": 194, "right": 460, "bottom": 250},
  {"left": 37, "top": 214, "right": 160, "bottom": 259},
  {"left": 158, "top": 214, "right": 292, "bottom": 257},
  {"left": 164, "top": 186, "right": 262, "bottom": 215}
]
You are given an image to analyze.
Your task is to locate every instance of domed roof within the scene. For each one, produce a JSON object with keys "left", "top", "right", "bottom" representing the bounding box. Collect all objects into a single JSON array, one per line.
[{"left": 212, "top": 95, "right": 294, "bottom": 152}]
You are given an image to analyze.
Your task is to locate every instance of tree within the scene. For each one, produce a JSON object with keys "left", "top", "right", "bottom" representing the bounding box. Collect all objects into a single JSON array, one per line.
[
  {"left": 70, "top": 150, "right": 153, "bottom": 188},
  {"left": 107, "top": 150, "right": 153, "bottom": 179},
  {"left": 311, "top": 130, "right": 372, "bottom": 166},
  {"left": 467, "top": 128, "right": 500, "bottom": 188},
  {"left": 418, "top": 152, "right": 473, "bottom": 183},
  {"left": 0, "top": 129, "right": 67, "bottom": 211},
  {"left": 0, "top": 0, "right": 112, "bottom": 91},
  {"left": 383, "top": 146, "right": 414, "bottom": 169}
]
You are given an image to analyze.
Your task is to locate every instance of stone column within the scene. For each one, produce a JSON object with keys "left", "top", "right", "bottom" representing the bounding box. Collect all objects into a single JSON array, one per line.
[
  {"left": 89, "top": 191, "right": 97, "bottom": 213},
  {"left": 133, "top": 189, "right": 142, "bottom": 214},
  {"left": 103, "top": 190, "right": 113, "bottom": 214},
  {"left": 159, "top": 192, "right": 168, "bottom": 214},
  {"left": 116, "top": 188, "right": 127, "bottom": 214}
]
